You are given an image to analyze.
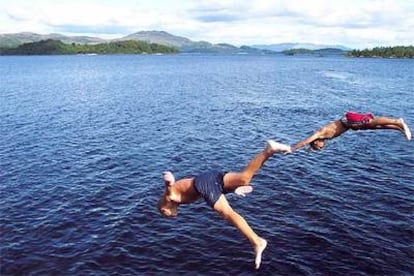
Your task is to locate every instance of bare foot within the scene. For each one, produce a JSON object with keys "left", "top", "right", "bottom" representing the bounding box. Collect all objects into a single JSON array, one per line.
[
  {"left": 400, "top": 118, "right": 412, "bottom": 140},
  {"left": 254, "top": 237, "right": 267, "bottom": 269}
]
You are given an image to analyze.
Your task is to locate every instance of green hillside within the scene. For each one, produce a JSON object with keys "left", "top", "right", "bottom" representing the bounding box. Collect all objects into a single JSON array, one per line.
[{"left": 0, "top": 39, "right": 178, "bottom": 55}]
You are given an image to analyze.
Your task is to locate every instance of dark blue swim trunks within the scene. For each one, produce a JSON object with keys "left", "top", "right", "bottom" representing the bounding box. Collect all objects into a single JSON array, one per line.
[{"left": 193, "top": 170, "right": 227, "bottom": 208}]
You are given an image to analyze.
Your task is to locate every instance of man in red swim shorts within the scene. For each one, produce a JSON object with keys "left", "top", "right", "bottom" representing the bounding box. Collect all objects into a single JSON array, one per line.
[{"left": 291, "top": 111, "right": 412, "bottom": 151}]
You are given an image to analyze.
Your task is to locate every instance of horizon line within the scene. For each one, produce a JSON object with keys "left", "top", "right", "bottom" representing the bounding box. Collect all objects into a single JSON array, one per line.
[{"left": 1, "top": 30, "right": 413, "bottom": 50}]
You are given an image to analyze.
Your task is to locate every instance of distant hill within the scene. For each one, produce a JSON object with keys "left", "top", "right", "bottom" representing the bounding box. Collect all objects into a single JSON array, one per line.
[
  {"left": 0, "top": 31, "right": 275, "bottom": 54},
  {"left": 252, "top": 43, "right": 351, "bottom": 52},
  {"left": 283, "top": 48, "right": 347, "bottom": 56},
  {"left": 0, "top": 32, "right": 105, "bottom": 48},
  {"left": 0, "top": 39, "right": 178, "bottom": 55},
  {"left": 0, "top": 31, "right": 352, "bottom": 54},
  {"left": 119, "top": 31, "right": 192, "bottom": 47},
  {"left": 119, "top": 31, "right": 274, "bottom": 54}
]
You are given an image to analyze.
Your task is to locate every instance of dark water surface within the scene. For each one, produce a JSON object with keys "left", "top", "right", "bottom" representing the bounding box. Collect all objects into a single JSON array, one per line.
[{"left": 1, "top": 55, "right": 413, "bottom": 275}]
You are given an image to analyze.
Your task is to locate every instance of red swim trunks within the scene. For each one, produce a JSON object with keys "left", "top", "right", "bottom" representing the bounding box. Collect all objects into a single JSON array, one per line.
[{"left": 341, "top": 112, "right": 374, "bottom": 127}]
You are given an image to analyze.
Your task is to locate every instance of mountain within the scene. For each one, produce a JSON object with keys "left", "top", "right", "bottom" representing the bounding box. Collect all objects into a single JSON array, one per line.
[
  {"left": 119, "top": 31, "right": 192, "bottom": 48},
  {"left": 0, "top": 31, "right": 275, "bottom": 54},
  {"left": 0, "top": 32, "right": 105, "bottom": 48},
  {"left": 119, "top": 32, "right": 353, "bottom": 53},
  {"left": 118, "top": 31, "right": 274, "bottom": 54},
  {"left": 252, "top": 43, "right": 351, "bottom": 52},
  {"left": 0, "top": 31, "right": 351, "bottom": 54}
]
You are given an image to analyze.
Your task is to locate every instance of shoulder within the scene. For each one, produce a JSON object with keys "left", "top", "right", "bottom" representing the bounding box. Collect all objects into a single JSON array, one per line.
[{"left": 318, "top": 120, "right": 345, "bottom": 138}]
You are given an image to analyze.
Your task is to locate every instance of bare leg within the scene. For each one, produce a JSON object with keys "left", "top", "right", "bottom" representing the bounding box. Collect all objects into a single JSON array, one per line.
[
  {"left": 214, "top": 195, "right": 267, "bottom": 269},
  {"left": 213, "top": 140, "right": 289, "bottom": 268},
  {"left": 360, "top": 117, "right": 411, "bottom": 140},
  {"left": 223, "top": 140, "right": 290, "bottom": 191},
  {"left": 363, "top": 124, "right": 401, "bottom": 130},
  {"left": 365, "top": 117, "right": 404, "bottom": 130}
]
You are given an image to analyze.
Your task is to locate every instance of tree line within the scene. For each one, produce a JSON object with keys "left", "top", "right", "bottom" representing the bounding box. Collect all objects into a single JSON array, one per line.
[
  {"left": 0, "top": 39, "right": 178, "bottom": 55},
  {"left": 347, "top": 46, "right": 414, "bottom": 58}
]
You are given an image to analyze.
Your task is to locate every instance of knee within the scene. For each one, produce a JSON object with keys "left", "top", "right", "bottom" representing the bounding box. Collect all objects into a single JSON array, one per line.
[{"left": 239, "top": 173, "right": 251, "bottom": 186}]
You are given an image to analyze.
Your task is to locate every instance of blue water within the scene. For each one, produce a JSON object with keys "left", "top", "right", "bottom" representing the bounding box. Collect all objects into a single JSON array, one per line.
[{"left": 1, "top": 54, "right": 413, "bottom": 275}]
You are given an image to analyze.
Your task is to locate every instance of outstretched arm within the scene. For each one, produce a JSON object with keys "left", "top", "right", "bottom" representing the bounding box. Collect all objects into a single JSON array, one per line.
[{"left": 291, "top": 131, "right": 323, "bottom": 151}]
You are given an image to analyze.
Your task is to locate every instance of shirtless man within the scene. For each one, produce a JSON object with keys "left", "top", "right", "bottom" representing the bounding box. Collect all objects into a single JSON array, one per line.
[
  {"left": 291, "top": 111, "right": 411, "bottom": 151},
  {"left": 157, "top": 140, "right": 291, "bottom": 269}
]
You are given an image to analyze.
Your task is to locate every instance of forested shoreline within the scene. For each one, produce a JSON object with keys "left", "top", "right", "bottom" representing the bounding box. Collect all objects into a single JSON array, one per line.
[
  {"left": 347, "top": 46, "right": 414, "bottom": 58},
  {"left": 0, "top": 39, "right": 178, "bottom": 55},
  {"left": 1, "top": 39, "right": 412, "bottom": 58}
]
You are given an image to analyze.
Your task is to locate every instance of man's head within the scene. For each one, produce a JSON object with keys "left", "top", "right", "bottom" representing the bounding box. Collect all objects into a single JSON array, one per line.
[
  {"left": 158, "top": 196, "right": 178, "bottom": 218},
  {"left": 310, "top": 139, "right": 326, "bottom": 151},
  {"left": 158, "top": 171, "right": 178, "bottom": 218}
]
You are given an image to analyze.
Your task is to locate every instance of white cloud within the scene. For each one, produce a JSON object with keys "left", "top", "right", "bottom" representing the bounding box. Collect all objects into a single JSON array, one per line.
[
  {"left": 1, "top": 0, "right": 184, "bottom": 36},
  {"left": 184, "top": 0, "right": 414, "bottom": 47}
]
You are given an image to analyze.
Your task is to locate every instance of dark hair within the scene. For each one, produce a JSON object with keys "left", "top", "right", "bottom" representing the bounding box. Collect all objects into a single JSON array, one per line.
[
  {"left": 310, "top": 139, "right": 325, "bottom": 150},
  {"left": 309, "top": 141, "right": 319, "bottom": 150}
]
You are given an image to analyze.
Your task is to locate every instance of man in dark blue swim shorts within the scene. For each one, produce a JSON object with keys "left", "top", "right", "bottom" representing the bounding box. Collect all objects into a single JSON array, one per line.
[
  {"left": 158, "top": 140, "right": 291, "bottom": 269},
  {"left": 193, "top": 170, "right": 228, "bottom": 208},
  {"left": 291, "top": 111, "right": 411, "bottom": 151}
]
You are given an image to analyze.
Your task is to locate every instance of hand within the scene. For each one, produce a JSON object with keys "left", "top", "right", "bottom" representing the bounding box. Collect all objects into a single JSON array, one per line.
[
  {"left": 280, "top": 146, "right": 293, "bottom": 155},
  {"left": 234, "top": 186, "right": 253, "bottom": 197},
  {"left": 285, "top": 146, "right": 293, "bottom": 154}
]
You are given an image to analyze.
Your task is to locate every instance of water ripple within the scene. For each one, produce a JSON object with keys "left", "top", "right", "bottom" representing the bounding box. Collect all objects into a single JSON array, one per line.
[{"left": 1, "top": 55, "right": 413, "bottom": 275}]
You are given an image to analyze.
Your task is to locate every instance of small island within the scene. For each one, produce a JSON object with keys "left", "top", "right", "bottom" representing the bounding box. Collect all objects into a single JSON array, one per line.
[
  {"left": 347, "top": 46, "right": 414, "bottom": 58},
  {"left": 282, "top": 48, "right": 345, "bottom": 56},
  {"left": 282, "top": 46, "right": 414, "bottom": 59},
  {"left": 0, "top": 39, "right": 178, "bottom": 55}
]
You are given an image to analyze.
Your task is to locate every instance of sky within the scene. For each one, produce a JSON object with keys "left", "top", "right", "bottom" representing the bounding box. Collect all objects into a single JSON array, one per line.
[{"left": 0, "top": 0, "right": 413, "bottom": 49}]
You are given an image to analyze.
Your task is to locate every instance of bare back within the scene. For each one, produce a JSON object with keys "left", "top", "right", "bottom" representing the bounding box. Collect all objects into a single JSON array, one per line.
[
  {"left": 292, "top": 119, "right": 349, "bottom": 151},
  {"left": 169, "top": 177, "right": 200, "bottom": 204},
  {"left": 319, "top": 120, "right": 349, "bottom": 139}
]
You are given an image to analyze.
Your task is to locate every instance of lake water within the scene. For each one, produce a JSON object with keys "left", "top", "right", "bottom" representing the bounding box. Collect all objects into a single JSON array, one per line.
[{"left": 1, "top": 54, "right": 413, "bottom": 275}]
